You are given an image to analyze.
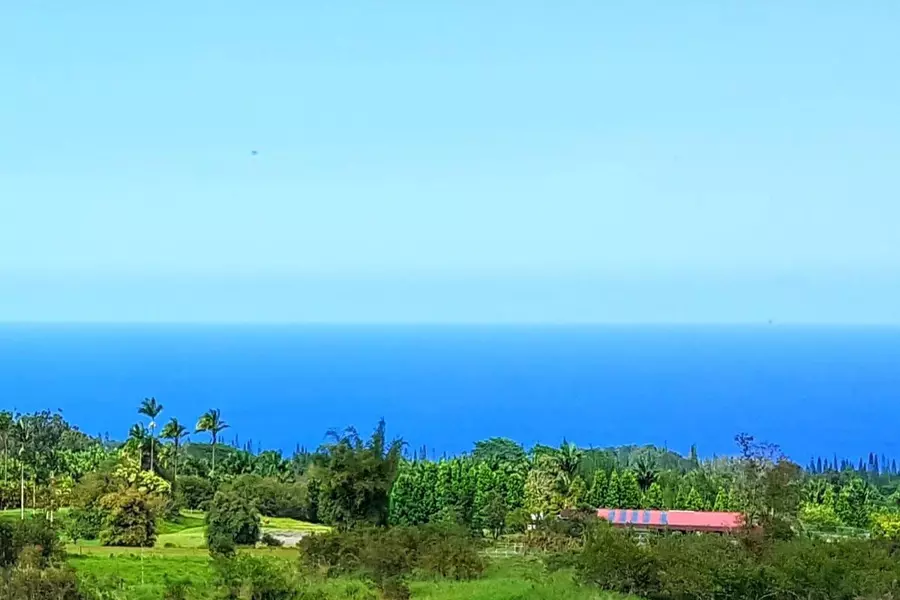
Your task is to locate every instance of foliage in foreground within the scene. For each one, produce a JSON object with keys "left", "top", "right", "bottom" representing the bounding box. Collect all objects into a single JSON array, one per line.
[
  {"left": 572, "top": 521, "right": 900, "bottom": 600},
  {"left": 299, "top": 523, "right": 486, "bottom": 598}
]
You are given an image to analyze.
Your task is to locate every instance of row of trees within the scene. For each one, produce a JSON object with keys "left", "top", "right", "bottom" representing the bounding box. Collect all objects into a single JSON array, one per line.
[{"left": 5, "top": 402, "right": 900, "bottom": 545}]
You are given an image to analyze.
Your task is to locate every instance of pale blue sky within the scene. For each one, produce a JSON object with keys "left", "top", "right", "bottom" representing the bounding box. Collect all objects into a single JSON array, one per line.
[{"left": 1, "top": 2, "right": 899, "bottom": 322}]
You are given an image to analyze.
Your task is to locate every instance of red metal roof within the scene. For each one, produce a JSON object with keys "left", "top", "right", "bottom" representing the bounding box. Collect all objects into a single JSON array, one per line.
[{"left": 596, "top": 508, "right": 744, "bottom": 532}]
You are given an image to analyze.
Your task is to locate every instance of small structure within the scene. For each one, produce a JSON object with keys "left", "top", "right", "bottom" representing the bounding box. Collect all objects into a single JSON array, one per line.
[{"left": 596, "top": 508, "right": 743, "bottom": 534}]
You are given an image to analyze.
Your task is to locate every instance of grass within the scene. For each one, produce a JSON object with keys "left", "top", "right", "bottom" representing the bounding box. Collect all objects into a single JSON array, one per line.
[
  {"left": 67, "top": 552, "right": 622, "bottom": 600},
  {"left": 411, "top": 558, "right": 625, "bottom": 600},
  {"left": 7, "top": 508, "right": 613, "bottom": 598},
  {"left": 63, "top": 510, "right": 331, "bottom": 555}
]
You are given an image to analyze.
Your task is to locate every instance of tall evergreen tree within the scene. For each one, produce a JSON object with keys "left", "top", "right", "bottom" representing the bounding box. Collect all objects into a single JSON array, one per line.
[
  {"left": 685, "top": 487, "right": 705, "bottom": 511},
  {"left": 816, "top": 457, "right": 823, "bottom": 474},
  {"left": 604, "top": 470, "right": 621, "bottom": 508},
  {"left": 619, "top": 470, "right": 642, "bottom": 509},
  {"left": 587, "top": 470, "right": 607, "bottom": 508},
  {"left": 642, "top": 482, "right": 664, "bottom": 509},
  {"left": 712, "top": 487, "right": 729, "bottom": 511}
]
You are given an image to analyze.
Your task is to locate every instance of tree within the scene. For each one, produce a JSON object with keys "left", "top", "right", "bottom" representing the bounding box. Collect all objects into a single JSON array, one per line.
[
  {"left": 524, "top": 458, "right": 562, "bottom": 517},
  {"left": 712, "top": 487, "right": 729, "bottom": 511},
  {"left": 14, "top": 417, "right": 30, "bottom": 519},
  {"left": 685, "top": 487, "right": 705, "bottom": 511},
  {"left": 604, "top": 470, "right": 621, "bottom": 508},
  {"left": 566, "top": 475, "right": 588, "bottom": 509},
  {"left": 733, "top": 433, "right": 802, "bottom": 533},
  {"left": 632, "top": 454, "right": 658, "bottom": 491},
  {"left": 553, "top": 441, "right": 583, "bottom": 491},
  {"left": 389, "top": 465, "right": 419, "bottom": 526},
  {"left": 138, "top": 397, "right": 164, "bottom": 473},
  {"left": 125, "top": 424, "right": 151, "bottom": 470},
  {"left": 195, "top": 409, "right": 229, "bottom": 473},
  {"left": 642, "top": 482, "right": 664, "bottom": 509},
  {"left": 835, "top": 477, "right": 870, "bottom": 528},
  {"left": 0, "top": 411, "right": 12, "bottom": 498},
  {"left": 587, "top": 470, "right": 607, "bottom": 508},
  {"left": 472, "top": 438, "right": 526, "bottom": 466},
  {"left": 619, "top": 471, "right": 642, "bottom": 509},
  {"left": 160, "top": 418, "right": 189, "bottom": 480},
  {"left": 206, "top": 489, "right": 261, "bottom": 547},
  {"left": 313, "top": 419, "right": 403, "bottom": 528},
  {"left": 800, "top": 502, "right": 841, "bottom": 531},
  {"left": 99, "top": 488, "right": 160, "bottom": 547}
]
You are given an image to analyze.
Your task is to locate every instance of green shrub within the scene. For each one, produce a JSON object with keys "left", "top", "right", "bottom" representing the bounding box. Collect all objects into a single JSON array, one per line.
[
  {"left": 11, "top": 515, "right": 64, "bottom": 565},
  {"left": 576, "top": 522, "right": 658, "bottom": 597},
  {"left": 207, "top": 533, "right": 236, "bottom": 558},
  {"left": 62, "top": 508, "right": 102, "bottom": 544},
  {"left": 571, "top": 520, "right": 900, "bottom": 600},
  {"left": 220, "top": 474, "right": 312, "bottom": 520},
  {"left": 98, "top": 489, "right": 159, "bottom": 547},
  {"left": 205, "top": 490, "right": 261, "bottom": 547},
  {"left": 0, "top": 564, "right": 86, "bottom": 600},
  {"left": 261, "top": 532, "right": 284, "bottom": 547},
  {"left": 212, "top": 554, "right": 307, "bottom": 600},
  {"left": 0, "top": 520, "right": 15, "bottom": 568},
  {"left": 800, "top": 502, "right": 842, "bottom": 532},
  {"left": 175, "top": 475, "right": 216, "bottom": 511},
  {"left": 299, "top": 523, "right": 485, "bottom": 591}
]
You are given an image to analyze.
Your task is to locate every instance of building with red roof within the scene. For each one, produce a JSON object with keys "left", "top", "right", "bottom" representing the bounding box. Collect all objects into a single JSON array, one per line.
[{"left": 596, "top": 508, "right": 744, "bottom": 533}]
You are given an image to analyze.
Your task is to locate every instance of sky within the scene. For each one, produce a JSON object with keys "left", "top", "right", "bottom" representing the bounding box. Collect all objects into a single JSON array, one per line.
[{"left": 1, "top": 1, "right": 899, "bottom": 323}]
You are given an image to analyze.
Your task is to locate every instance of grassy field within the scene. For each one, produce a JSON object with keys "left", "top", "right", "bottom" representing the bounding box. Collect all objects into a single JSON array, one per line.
[
  {"left": 68, "top": 553, "right": 621, "bottom": 600},
  {"left": 4, "top": 508, "right": 619, "bottom": 598}
]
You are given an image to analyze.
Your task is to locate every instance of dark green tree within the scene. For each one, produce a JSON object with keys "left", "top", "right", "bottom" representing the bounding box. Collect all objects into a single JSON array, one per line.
[
  {"left": 205, "top": 489, "right": 261, "bottom": 547},
  {"left": 587, "top": 470, "right": 607, "bottom": 508},
  {"left": 604, "top": 470, "right": 621, "bottom": 508},
  {"left": 314, "top": 419, "right": 403, "bottom": 529}
]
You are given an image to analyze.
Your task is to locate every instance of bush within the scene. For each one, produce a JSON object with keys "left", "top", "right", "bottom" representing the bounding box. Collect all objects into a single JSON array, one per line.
[
  {"left": 11, "top": 515, "right": 64, "bottom": 566},
  {"left": 261, "top": 532, "right": 284, "bottom": 547},
  {"left": 98, "top": 489, "right": 159, "bottom": 547},
  {"left": 62, "top": 508, "right": 102, "bottom": 544},
  {"left": 0, "top": 564, "right": 86, "bottom": 600},
  {"left": 206, "top": 490, "right": 261, "bottom": 547},
  {"left": 175, "top": 475, "right": 216, "bottom": 511},
  {"left": 212, "top": 554, "right": 309, "bottom": 600},
  {"left": 799, "top": 502, "right": 842, "bottom": 532},
  {"left": 299, "top": 523, "right": 485, "bottom": 590},
  {"left": 870, "top": 511, "right": 900, "bottom": 540},
  {"left": 571, "top": 520, "right": 900, "bottom": 600},
  {"left": 207, "top": 533, "right": 236, "bottom": 558},
  {"left": 220, "top": 474, "right": 312, "bottom": 520},
  {"left": 0, "top": 521, "right": 15, "bottom": 568},
  {"left": 576, "top": 522, "right": 658, "bottom": 597}
]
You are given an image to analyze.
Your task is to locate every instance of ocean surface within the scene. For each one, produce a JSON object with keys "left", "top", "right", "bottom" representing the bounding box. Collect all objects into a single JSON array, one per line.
[{"left": 0, "top": 324, "right": 898, "bottom": 462}]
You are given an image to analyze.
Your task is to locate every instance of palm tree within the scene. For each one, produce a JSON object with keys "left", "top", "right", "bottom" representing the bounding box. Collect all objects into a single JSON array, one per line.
[
  {"left": 160, "top": 418, "right": 190, "bottom": 480},
  {"left": 126, "top": 423, "right": 152, "bottom": 469},
  {"left": 195, "top": 409, "right": 229, "bottom": 472},
  {"left": 553, "top": 440, "right": 584, "bottom": 490},
  {"left": 632, "top": 454, "right": 658, "bottom": 492},
  {"left": 138, "top": 397, "right": 164, "bottom": 472},
  {"left": 15, "top": 416, "right": 30, "bottom": 520},
  {"left": 0, "top": 411, "right": 12, "bottom": 497}
]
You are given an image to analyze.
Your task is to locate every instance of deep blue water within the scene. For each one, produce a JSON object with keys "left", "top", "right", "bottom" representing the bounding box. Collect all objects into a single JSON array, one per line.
[{"left": 1, "top": 324, "right": 898, "bottom": 462}]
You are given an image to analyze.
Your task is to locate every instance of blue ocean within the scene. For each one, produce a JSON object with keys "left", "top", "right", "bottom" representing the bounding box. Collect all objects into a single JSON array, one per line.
[{"left": 1, "top": 324, "right": 898, "bottom": 462}]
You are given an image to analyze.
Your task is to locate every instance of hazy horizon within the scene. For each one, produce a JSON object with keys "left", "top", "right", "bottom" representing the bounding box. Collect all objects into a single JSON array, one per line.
[{"left": 2, "top": 3, "right": 899, "bottom": 323}]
